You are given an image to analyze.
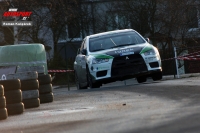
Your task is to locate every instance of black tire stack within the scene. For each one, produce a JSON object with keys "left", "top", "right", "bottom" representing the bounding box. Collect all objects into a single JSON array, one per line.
[
  {"left": 0, "top": 85, "right": 8, "bottom": 120},
  {"left": 7, "top": 71, "right": 40, "bottom": 109},
  {"left": 0, "top": 79, "right": 24, "bottom": 116},
  {"left": 38, "top": 74, "right": 54, "bottom": 103}
]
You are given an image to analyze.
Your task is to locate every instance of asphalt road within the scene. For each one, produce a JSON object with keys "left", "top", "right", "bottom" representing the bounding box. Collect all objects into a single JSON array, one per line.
[{"left": 1, "top": 77, "right": 200, "bottom": 133}]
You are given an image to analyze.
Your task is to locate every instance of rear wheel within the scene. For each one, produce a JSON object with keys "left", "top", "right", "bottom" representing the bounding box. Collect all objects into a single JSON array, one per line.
[
  {"left": 152, "top": 72, "right": 162, "bottom": 81},
  {"left": 136, "top": 76, "right": 147, "bottom": 83},
  {"left": 75, "top": 72, "right": 87, "bottom": 90},
  {"left": 87, "top": 68, "right": 101, "bottom": 89}
]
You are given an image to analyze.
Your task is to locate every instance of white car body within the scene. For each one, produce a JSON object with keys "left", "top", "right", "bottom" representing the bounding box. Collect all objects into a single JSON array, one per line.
[{"left": 74, "top": 29, "right": 162, "bottom": 89}]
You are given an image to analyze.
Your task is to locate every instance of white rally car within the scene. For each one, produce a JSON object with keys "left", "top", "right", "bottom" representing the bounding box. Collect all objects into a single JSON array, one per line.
[{"left": 74, "top": 29, "right": 162, "bottom": 89}]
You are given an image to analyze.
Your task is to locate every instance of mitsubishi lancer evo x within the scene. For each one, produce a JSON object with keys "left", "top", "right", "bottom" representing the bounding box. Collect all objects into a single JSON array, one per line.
[{"left": 74, "top": 29, "right": 162, "bottom": 89}]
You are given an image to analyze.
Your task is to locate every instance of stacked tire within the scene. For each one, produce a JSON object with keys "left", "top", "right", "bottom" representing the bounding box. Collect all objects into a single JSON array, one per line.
[
  {"left": 7, "top": 71, "right": 40, "bottom": 109},
  {"left": 0, "top": 79, "right": 24, "bottom": 116},
  {"left": 0, "top": 85, "right": 8, "bottom": 120},
  {"left": 38, "top": 74, "right": 54, "bottom": 103}
]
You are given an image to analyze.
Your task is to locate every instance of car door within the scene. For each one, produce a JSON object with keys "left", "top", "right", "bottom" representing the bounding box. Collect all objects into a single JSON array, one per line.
[{"left": 75, "top": 39, "right": 87, "bottom": 84}]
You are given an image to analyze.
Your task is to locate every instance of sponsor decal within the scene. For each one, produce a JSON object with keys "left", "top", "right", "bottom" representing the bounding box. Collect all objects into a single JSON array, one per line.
[
  {"left": 90, "top": 54, "right": 114, "bottom": 59},
  {"left": 114, "top": 48, "right": 135, "bottom": 56},
  {"left": 140, "top": 45, "right": 153, "bottom": 54},
  {"left": 115, "top": 48, "right": 134, "bottom": 54},
  {"left": 120, "top": 52, "right": 134, "bottom": 56},
  {"left": 2, "top": 8, "right": 33, "bottom": 26}
]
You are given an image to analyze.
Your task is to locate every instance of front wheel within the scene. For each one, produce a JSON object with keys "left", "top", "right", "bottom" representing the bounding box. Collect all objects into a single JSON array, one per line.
[
  {"left": 75, "top": 72, "right": 87, "bottom": 90},
  {"left": 136, "top": 76, "right": 147, "bottom": 83},
  {"left": 87, "top": 68, "right": 101, "bottom": 89}
]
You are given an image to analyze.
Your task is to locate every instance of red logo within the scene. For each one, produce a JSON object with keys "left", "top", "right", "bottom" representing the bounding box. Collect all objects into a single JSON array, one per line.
[
  {"left": 3, "top": 12, "right": 32, "bottom": 17},
  {"left": 3, "top": 8, "right": 32, "bottom": 20}
]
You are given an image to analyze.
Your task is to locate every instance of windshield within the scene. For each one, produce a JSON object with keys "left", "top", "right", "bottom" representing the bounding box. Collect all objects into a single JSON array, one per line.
[{"left": 89, "top": 31, "right": 145, "bottom": 52}]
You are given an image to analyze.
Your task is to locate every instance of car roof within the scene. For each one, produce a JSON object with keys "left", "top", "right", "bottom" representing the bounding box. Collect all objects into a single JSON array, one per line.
[{"left": 88, "top": 29, "right": 135, "bottom": 38}]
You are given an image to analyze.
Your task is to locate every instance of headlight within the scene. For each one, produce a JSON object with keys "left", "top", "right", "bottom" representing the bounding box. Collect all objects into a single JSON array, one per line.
[
  {"left": 144, "top": 49, "right": 156, "bottom": 56},
  {"left": 92, "top": 58, "right": 109, "bottom": 64}
]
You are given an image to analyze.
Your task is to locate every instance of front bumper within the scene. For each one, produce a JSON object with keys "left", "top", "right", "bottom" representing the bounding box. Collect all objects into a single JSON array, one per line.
[
  {"left": 93, "top": 69, "right": 162, "bottom": 84},
  {"left": 88, "top": 53, "right": 162, "bottom": 84}
]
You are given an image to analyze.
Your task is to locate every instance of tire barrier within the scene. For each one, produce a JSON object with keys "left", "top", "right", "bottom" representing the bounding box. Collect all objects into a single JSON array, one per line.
[
  {"left": 6, "top": 102, "right": 24, "bottom": 115},
  {"left": 0, "top": 79, "right": 21, "bottom": 91},
  {"left": 38, "top": 74, "right": 52, "bottom": 85},
  {"left": 0, "top": 85, "right": 8, "bottom": 120},
  {"left": 39, "top": 84, "right": 53, "bottom": 94},
  {"left": 38, "top": 74, "right": 54, "bottom": 103},
  {"left": 0, "top": 108, "right": 8, "bottom": 120},
  {"left": 7, "top": 71, "right": 38, "bottom": 81},
  {"left": 0, "top": 79, "right": 24, "bottom": 116},
  {"left": 22, "top": 90, "right": 39, "bottom": 100},
  {"left": 7, "top": 71, "right": 40, "bottom": 109},
  {"left": 21, "top": 79, "right": 39, "bottom": 91},
  {"left": 17, "top": 66, "right": 45, "bottom": 74},
  {"left": 20, "top": 79, "right": 40, "bottom": 108},
  {"left": 0, "top": 85, "right": 3, "bottom": 96},
  {"left": 23, "top": 98, "right": 40, "bottom": 109},
  {"left": 0, "top": 96, "right": 6, "bottom": 108},
  {"left": 39, "top": 92, "right": 54, "bottom": 103},
  {"left": 4, "top": 90, "right": 22, "bottom": 104}
]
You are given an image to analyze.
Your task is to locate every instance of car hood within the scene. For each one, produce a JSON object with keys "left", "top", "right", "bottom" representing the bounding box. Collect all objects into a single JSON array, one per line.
[{"left": 89, "top": 43, "right": 154, "bottom": 59}]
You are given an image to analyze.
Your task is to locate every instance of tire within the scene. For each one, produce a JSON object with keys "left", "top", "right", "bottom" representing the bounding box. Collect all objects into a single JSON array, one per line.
[
  {"left": 38, "top": 74, "right": 52, "bottom": 85},
  {"left": 152, "top": 72, "right": 162, "bottom": 81},
  {"left": 0, "top": 108, "right": 8, "bottom": 120},
  {"left": 40, "top": 93, "right": 54, "bottom": 103},
  {"left": 39, "top": 84, "right": 53, "bottom": 94},
  {"left": 22, "top": 90, "right": 39, "bottom": 100},
  {"left": 7, "top": 71, "right": 38, "bottom": 81},
  {"left": 7, "top": 102, "right": 24, "bottom": 115},
  {"left": 0, "top": 85, "right": 4, "bottom": 96},
  {"left": 4, "top": 90, "right": 22, "bottom": 104},
  {"left": 0, "top": 96, "right": 6, "bottom": 108},
  {"left": 75, "top": 72, "right": 87, "bottom": 90},
  {"left": 23, "top": 98, "right": 40, "bottom": 109},
  {"left": 136, "top": 76, "right": 147, "bottom": 83},
  {"left": 21, "top": 79, "right": 39, "bottom": 90},
  {"left": 0, "top": 79, "right": 21, "bottom": 91},
  {"left": 87, "top": 68, "right": 101, "bottom": 89}
]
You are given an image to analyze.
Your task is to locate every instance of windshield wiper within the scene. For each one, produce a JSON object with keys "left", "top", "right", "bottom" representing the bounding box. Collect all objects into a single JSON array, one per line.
[
  {"left": 111, "top": 43, "right": 135, "bottom": 48},
  {"left": 92, "top": 48, "right": 105, "bottom": 52}
]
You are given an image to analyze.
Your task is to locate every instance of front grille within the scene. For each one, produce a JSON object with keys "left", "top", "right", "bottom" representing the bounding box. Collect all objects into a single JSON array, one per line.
[
  {"left": 96, "top": 70, "right": 107, "bottom": 77},
  {"left": 149, "top": 62, "right": 159, "bottom": 68},
  {"left": 111, "top": 54, "right": 147, "bottom": 77}
]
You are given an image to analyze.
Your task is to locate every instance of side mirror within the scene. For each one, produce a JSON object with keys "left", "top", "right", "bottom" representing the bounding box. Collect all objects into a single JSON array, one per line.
[
  {"left": 81, "top": 49, "right": 87, "bottom": 55},
  {"left": 145, "top": 38, "right": 150, "bottom": 43}
]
